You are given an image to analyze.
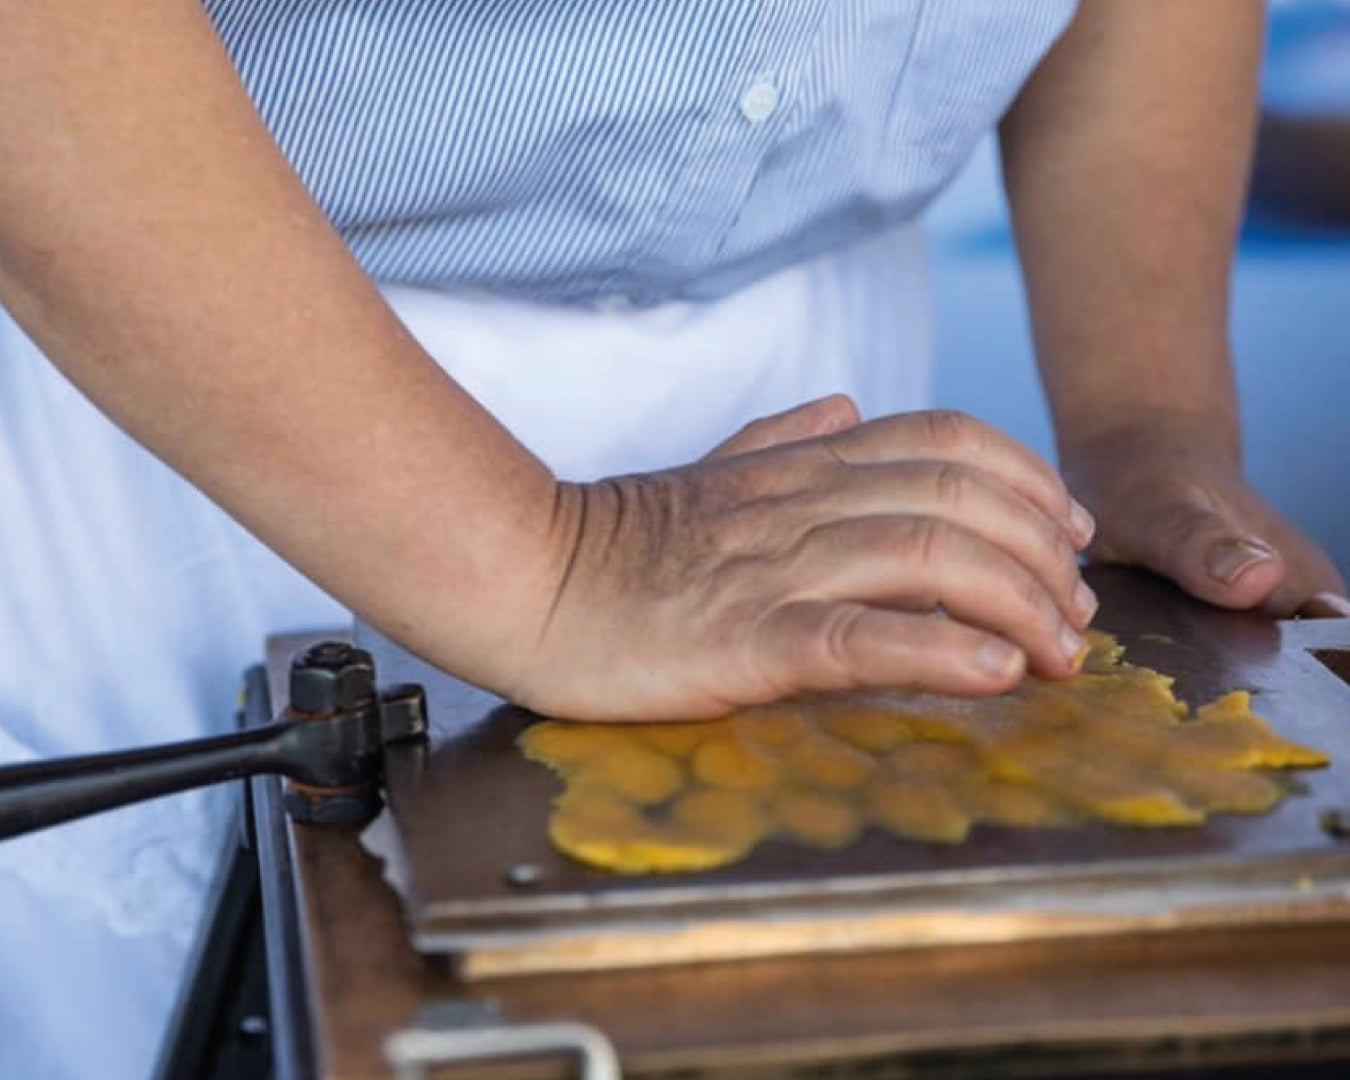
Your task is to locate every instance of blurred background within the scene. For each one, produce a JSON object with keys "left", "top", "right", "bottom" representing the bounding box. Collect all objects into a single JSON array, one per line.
[{"left": 927, "top": 0, "right": 1350, "bottom": 577}]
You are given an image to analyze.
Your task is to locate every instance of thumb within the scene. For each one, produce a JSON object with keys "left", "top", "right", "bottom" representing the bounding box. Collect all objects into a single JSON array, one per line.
[
  {"left": 703, "top": 394, "right": 861, "bottom": 460},
  {"left": 1122, "top": 501, "right": 1286, "bottom": 611}
]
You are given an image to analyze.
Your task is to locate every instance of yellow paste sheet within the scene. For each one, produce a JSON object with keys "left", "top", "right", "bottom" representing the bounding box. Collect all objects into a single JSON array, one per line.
[{"left": 519, "top": 631, "right": 1328, "bottom": 874}]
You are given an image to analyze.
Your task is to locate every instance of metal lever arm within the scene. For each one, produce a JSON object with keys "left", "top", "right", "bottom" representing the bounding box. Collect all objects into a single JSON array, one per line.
[
  {"left": 0, "top": 717, "right": 371, "bottom": 841},
  {"left": 0, "top": 642, "right": 426, "bottom": 843}
]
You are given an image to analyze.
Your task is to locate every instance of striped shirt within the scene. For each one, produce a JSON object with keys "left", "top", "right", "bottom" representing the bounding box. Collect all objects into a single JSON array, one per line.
[{"left": 204, "top": 0, "right": 1077, "bottom": 306}]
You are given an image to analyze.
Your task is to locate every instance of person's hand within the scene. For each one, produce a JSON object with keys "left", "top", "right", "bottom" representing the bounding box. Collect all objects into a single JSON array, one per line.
[
  {"left": 510, "top": 397, "right": 1098, "bottom": 721},
  {"left": 1061, "top": 420, "right": 1348, "bottom": 618}
]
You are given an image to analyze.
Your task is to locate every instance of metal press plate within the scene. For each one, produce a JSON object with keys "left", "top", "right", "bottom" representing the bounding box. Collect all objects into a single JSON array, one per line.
[{"left": 357, "top": 568, "right": 1350, "bottom": 973}]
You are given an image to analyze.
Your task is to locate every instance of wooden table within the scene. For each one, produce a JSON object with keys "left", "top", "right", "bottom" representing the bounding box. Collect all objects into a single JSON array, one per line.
[{"left": 251, "top": 626, "right": 1350, "bottom": 1080}]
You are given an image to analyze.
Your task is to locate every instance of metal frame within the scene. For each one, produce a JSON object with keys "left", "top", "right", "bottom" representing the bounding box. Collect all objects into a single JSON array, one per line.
[{"left": 247, "top": 663, "right": 322, "bottom": 1080}]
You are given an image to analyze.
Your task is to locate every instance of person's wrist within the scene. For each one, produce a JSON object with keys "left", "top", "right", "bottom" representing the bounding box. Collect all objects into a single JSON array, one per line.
[
  {"left": 1056, "top": 404, "right": 1241, "bottom": 488},
  {"left": 494, "top": 475, "right": 625, "bottom": 711},
  {"left": 354, "top": 465, "right": 585, "bottom": 705},
  {"left": 474, "top": 474, "right": 593, "bottom": 704}
]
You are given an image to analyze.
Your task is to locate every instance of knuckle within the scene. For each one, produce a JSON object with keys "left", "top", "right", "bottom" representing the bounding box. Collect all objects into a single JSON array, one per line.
[
  {"left": 1050, "top": 533, "right": 1081, "bottom": 588},
  {"left": 824, "top": 393, "right": 861, "bottom": 425},
  {"left": 922, "top": 409, "right": 980, "bottom": 453},
  {"left": 815, "top": 434, "right": 852, "bottom": 471},
  {"left": 1053, "top": 548, "right": 1085, "bottom": 599},
  {"left": 1145, "top": 501, "right": 1219, "bottom": 563},
  {"left": 816, "top": 605, "right": 865, "bottom": 684},
  {"left": 998, "top": 505, "right": 1078, "bottom": 606},
  {"left": 931, "top": 462, "right": 970, "bottom": 510},
  {"left": 1013, "top": 570, "right": 1053, "bottom": 622},
  {"left": 905, "top": 515, "right": 948, "bottom": 569}
]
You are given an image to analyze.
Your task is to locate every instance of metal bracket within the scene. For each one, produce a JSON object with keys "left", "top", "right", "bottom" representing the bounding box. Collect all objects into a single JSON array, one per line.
[{"left": 383, "top": 1000, "right": 621, "bottom": 1080}]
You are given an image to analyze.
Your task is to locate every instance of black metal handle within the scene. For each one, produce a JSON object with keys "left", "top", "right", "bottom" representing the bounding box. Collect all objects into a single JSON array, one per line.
[
  {"left": 0, "top": 722, "right": 318, "bottom": 841},
  {"left": 0, "top": 642, "right": 428, "bottom": 842}
]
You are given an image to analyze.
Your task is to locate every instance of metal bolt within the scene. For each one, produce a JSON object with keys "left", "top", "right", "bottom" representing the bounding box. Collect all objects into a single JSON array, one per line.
[
  {"left": 289, "top": 643, "right": 375, "bottom": 713},
  {"left": 307, "top": 641, "right": 352, "bottom": 663},
  {"left": 505, "top": 863, "right": 543, "bottom": 887}
]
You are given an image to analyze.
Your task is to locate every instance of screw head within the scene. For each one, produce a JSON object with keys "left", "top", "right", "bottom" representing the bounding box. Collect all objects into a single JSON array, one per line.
[
  {"left": 289, "top": 643, "right": 375, "bottom": 713},
  {"left": 505, "top": 863, "right": 543, "bottom": 887}
]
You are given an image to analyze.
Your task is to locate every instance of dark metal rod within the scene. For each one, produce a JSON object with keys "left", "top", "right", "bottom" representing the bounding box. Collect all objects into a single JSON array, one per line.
[{"left": 0, "top": 723, "right": 300, "bottom": 840}]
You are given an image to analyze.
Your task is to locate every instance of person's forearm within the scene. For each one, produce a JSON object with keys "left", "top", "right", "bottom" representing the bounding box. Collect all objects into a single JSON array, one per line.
[
  {"left": 999, "top": 0, "right": 1265, "bottom": 460},
  {"left": 0, "top": 0, "right": 570, "bottom": 693},
  {"left": 997, "top": 1, "right": 1345, "bottom": 616}
]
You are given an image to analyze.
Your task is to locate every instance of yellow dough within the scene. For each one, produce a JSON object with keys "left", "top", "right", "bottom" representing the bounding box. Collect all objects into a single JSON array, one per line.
[
  {"left": 691, "top": 737, "right": 782, "bottom": 791},
  {"left": 769, "top": 788, "right": 863, "bottom": 846},
  {"left": 865, "top": 777, "right": 971, "bottom": 843},
  {"left": 519, "top": 630, "right": 1328, "bottom": 874}
]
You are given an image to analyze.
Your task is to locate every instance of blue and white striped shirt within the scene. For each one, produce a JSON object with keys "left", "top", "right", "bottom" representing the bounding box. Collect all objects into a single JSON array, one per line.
[{"left": 204, "top": 0, "right": 1077, "bottom": 306}]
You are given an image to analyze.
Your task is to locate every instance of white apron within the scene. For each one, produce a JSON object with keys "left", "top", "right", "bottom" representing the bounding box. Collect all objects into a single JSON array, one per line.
[{"left": 0, "top": 221, "right": 929, "bottom": 1079}]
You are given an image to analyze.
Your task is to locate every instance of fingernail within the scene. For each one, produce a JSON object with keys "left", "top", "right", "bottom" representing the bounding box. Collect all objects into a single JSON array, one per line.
[
  {"left": 1073, "top": 580, "right": 1098, "bottom": 624},
  {"left": 1206, "top": 537, "right": 1276, "bottom": 585},
  {"left": 976, "top": 639, "right": 1023, "bottom": 678},
  {"left": 1060, "top": 624, "right": 1085, "bottom": 666},
  {"left": 1069, "top": 501, "right": 1095, "bottom": 544}
]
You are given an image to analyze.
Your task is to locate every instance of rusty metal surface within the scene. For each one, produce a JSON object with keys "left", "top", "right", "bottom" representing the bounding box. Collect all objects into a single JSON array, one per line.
[{"left": 357, "top": 567, "right": 1350, "bottom": 962}]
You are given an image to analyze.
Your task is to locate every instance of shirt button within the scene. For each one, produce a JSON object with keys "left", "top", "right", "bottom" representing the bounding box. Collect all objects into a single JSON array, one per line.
[{"left": 739, "top": 78, "right": 779, "bottom": 124}]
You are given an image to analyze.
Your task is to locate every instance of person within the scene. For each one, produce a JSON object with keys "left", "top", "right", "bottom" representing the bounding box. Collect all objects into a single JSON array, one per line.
[{"left": 0, "top": 1, "right": 1344, "bottom": 1077}]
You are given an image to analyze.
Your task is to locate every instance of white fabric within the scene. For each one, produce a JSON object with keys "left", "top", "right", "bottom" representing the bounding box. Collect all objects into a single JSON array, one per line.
[
  {"left": 386, "top": 222, "right": 932, "bottom": 481},
  {"left": 0, "top": 220, "right": 929, "bottom": 1079},
  {"left": 0, "top": 308, "right": 348, "bottom": 1078}
]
